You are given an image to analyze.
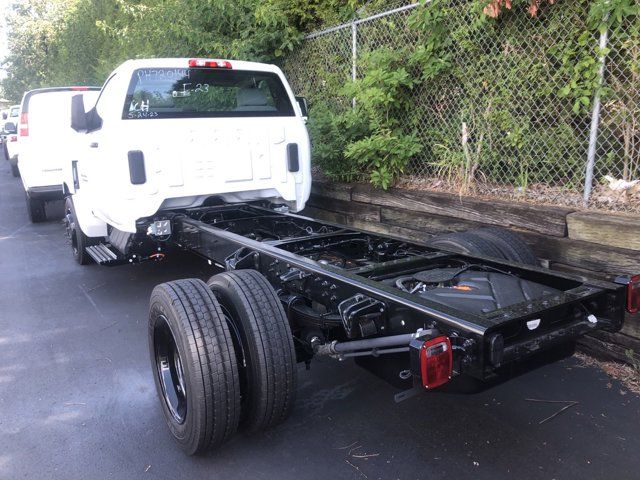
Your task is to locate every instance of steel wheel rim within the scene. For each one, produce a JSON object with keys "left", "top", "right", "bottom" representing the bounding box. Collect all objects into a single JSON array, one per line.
[{"left": 154, "top": 315, "right": 188, "bottom": 424}]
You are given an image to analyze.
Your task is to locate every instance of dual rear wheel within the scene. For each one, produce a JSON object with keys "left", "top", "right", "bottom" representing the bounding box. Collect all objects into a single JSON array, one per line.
[{"left": 149, "top": 271, "right": 297, "bottom": 455}]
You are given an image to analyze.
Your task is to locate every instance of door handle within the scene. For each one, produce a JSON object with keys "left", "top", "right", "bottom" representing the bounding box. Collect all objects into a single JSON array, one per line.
[{"left": 89, "top": 142, "right": 99, "bottom": 148}]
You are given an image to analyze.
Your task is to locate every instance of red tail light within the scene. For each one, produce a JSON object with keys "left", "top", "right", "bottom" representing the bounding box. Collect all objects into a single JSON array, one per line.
[
  {"left": 628, "top": 274, "right": 640, "bottom": 314},
  {"left": 188, "top": 58, "right": 232, "bottom": 69},
  {"left": 9, "top": 135, "right": 17, "bottom": 142},
  {"left": 419, "top": 336, "right": 452, "bottom": 389},
  {"left": 71, "top": 86, "right": 89, "bottom": 91},
  {"left": 19, "top": 112, "right": 28, "bottom": 137}
]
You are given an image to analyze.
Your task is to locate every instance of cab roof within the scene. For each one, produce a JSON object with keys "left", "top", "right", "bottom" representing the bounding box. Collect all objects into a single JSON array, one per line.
[
  {"left": 116, "top": 58, "right": 282, "bottom": 75},
  {"left": 20, "top": 87, "right": 101, "bottom": 113}
]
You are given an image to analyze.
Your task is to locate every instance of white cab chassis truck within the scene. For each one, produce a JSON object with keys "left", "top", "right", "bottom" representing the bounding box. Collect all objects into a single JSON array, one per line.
[
  {"left": 66, "top": 57, "right": 310, "bottom": 264},
  {"left": 65, "top": 58, "right": 637, "bottom": 458}
]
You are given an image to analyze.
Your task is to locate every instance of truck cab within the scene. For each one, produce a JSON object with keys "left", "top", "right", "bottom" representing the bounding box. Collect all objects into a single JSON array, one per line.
[{"left": 67, "top": 58, "right": 311, "bottom": 240}]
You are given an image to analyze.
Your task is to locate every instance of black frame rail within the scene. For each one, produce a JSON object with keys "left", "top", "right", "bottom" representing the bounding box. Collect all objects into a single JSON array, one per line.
[{"left": 170, "top": 204, "right": 625, "bottom": 381}]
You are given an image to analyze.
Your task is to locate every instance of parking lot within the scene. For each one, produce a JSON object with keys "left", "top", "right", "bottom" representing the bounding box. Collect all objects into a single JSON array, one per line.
[{"left": 0, "top": 154, "right": 639, "bottom": 480}]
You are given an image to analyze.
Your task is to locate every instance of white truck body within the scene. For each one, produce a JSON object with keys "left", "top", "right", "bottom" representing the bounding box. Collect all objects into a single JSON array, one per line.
[
  {"left": 18, "top": 88, "right": 100, "bottom": 199},
  {"left": 67, "top": 58, "right": 311, "bottom": 236}
]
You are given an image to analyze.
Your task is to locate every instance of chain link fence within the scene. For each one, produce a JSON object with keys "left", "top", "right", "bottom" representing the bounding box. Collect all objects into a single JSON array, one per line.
[{"left": 282, "top": 0, "right": 640, "bottom": 212}]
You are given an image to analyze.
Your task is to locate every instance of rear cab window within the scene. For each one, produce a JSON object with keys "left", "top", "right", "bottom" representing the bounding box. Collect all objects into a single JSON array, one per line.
[{"left": 123, "top": 68, "right": 295, "bottom": 119}]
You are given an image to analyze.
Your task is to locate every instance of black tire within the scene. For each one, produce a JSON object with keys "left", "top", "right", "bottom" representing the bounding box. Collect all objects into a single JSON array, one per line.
[
  {"left": 469, "top": 227, "right": 539, "bottom": 266},
  {"left": 426, "top": 231, "right": 504, "bottom": 259},
  {"left": 149, "top": 279, "right": 241, "bottom": 455},
  {"left": 207, "top": 270, "right": 297, "bottom": 434},
  {"left": 64, "top": 197, "right": 99, "bottom": 265},
  {"left": 25, "top": 192, "right": 46, "bottom": 223},
  {"left": 11, "top": 162, "right": 19, "bottom": 177}
]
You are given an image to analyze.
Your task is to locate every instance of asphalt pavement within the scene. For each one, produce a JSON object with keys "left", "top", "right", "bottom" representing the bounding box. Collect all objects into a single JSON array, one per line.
[{"left": 1, "top": 153, "right": 639, "bottom": 480}]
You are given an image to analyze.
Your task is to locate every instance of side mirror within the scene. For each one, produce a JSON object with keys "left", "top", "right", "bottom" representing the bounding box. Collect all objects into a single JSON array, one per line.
[
  {"left": 2, "top": 112, "right": 6, "bottom": 120},
  {"left": 70, "top": 94, "right": 88, "bottom": 132},
  {"left": 4, "top": 121, "right": 16, "bottom": 134},
  {"left": 296, "top": 96, "right": 309, "bottom": 118}
]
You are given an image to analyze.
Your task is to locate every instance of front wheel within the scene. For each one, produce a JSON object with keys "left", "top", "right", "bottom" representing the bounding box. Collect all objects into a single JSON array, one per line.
[
  {"left": 64, "top": 197, "right": 96, "bottom": 265},
  {"left": 11, "top": 163, "right": 19, "bottom": 177}
]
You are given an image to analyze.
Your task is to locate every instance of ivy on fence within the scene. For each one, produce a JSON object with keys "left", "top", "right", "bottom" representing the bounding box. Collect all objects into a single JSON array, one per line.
[{"left": 284, "top": 0, "right": 639, "bottom": 211}]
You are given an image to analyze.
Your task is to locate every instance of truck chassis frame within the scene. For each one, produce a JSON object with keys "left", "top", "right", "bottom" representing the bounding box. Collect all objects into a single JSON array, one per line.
[{"left": 107, "top": 202, "right": 626, "bottom": 387}]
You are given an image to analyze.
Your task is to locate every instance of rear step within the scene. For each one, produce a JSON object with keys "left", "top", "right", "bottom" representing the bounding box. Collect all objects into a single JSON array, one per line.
[{"left": 86, "top": 244, "right": 125, "bottom": 266}]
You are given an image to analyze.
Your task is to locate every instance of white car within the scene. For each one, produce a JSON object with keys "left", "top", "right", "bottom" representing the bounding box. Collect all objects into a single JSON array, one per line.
[
  {"left": 65, "top": 57, "right": 310, "bottom": 262},
  {"left": 18, "top": 87, "right": 100, "bottom": 222}
]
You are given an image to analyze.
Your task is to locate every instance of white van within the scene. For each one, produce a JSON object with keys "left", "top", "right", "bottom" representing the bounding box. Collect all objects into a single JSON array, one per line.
[
  {"left": 18, "top": 87, "right": 100, "bottom": 222},
  {"left": 4, "top": 104, "right": 21, "bottom": 176},
  {"left": 66, "top": 58, "right": 310, "bottom": 245}
]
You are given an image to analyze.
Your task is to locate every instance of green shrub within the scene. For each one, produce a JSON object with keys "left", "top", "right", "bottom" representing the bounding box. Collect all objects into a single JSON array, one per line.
[
  {"left": 345, "top": 130, "right": 422, "bottom": 189},
  {"left": 307, "top": 103, "right": 369, "bottom": 181},
  {"left": 296, "top": 0, "right": 640, "bottom": 193},
  {"left": 307, "top": 47, "right": 423, "bottom": 189}
]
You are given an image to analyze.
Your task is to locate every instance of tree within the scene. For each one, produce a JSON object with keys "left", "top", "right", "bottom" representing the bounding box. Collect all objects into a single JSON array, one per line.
[
  {"left": 0, "top": 0, "right": 381, "bottom": 100},
  {"left": 2, "top": 0, "right": 70, "bottom": 101}
]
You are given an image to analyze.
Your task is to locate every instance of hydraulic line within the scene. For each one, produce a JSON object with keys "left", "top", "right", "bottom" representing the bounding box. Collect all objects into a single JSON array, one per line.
[{"left": 312, "top": 329, "right": 435, "bottom": 357}]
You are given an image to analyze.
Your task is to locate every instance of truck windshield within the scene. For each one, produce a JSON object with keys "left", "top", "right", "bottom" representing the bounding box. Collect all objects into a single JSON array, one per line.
[{"left": 124, "top": 68, "right": 295, "bottom": 119}]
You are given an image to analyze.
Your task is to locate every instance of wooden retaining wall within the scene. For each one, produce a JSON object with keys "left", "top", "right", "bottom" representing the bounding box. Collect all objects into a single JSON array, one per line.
[{"left": 301, "top": 181, "right": 640, "bottom": 364}]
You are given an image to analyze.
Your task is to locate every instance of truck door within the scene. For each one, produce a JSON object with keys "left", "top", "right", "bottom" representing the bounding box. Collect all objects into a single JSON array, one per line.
[{"left": 80, "top": 73, "right": 130, "bottom": 227}]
